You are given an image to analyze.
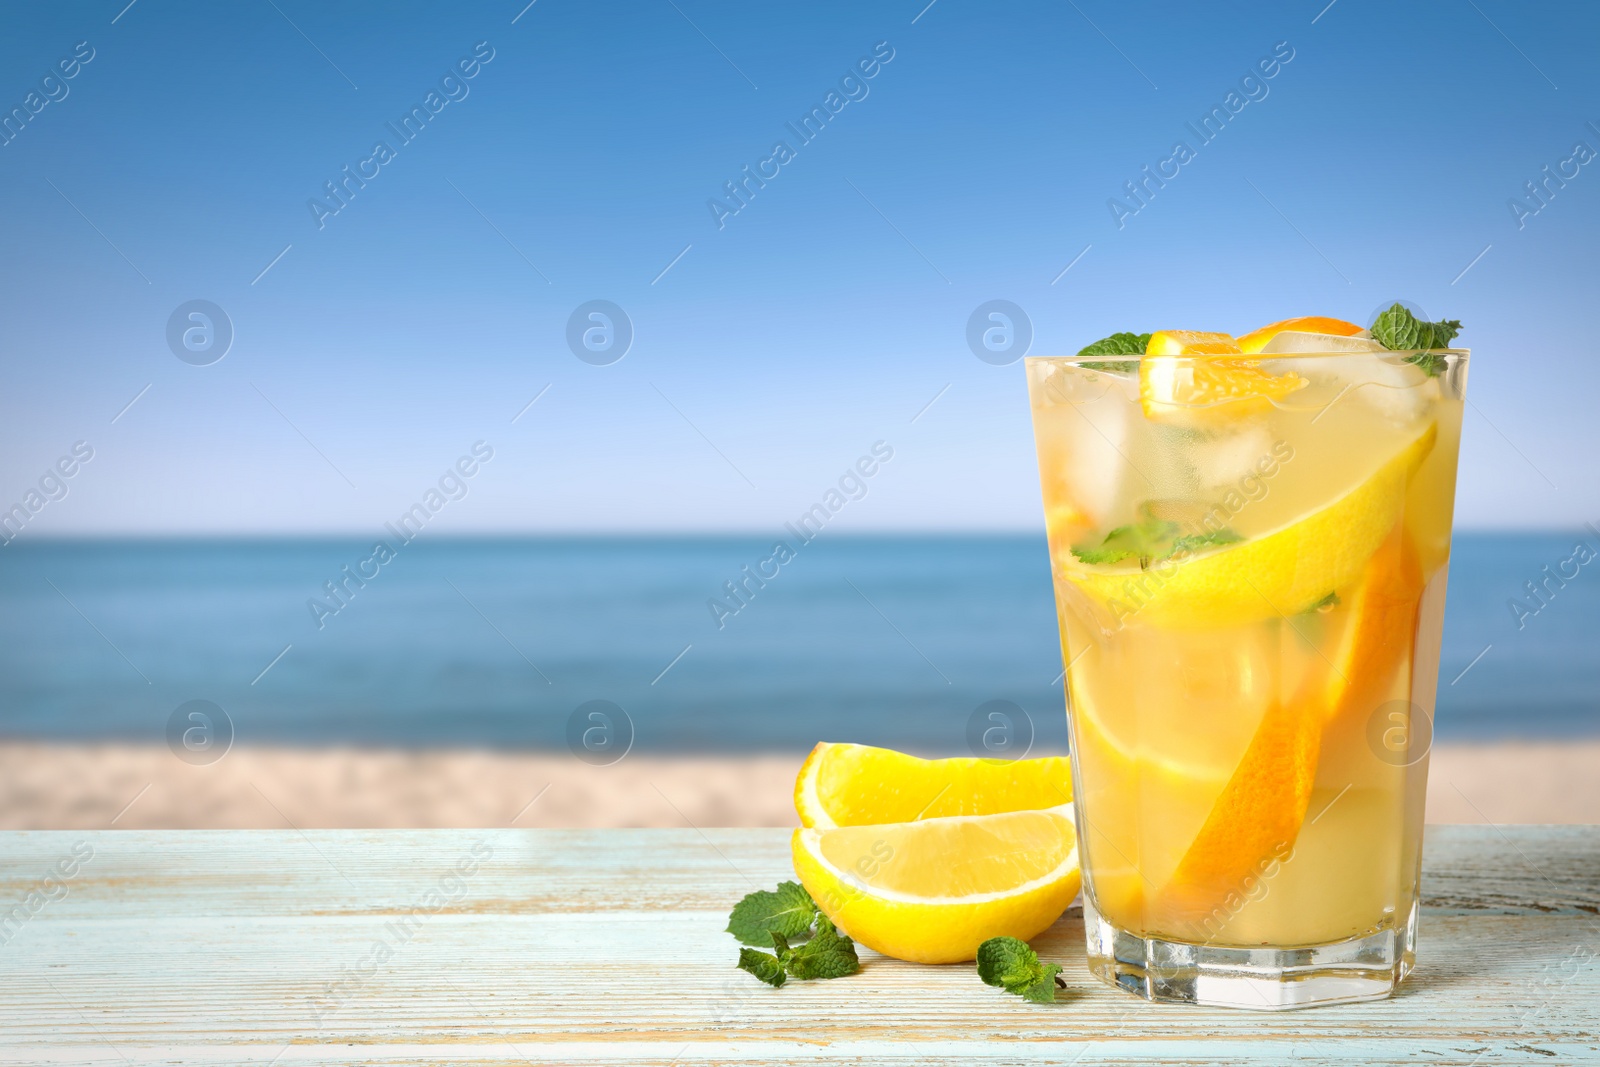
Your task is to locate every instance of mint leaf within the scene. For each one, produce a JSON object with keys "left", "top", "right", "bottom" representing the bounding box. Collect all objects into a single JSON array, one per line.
[
  {"left": 1071, "top": 517, "right": 1178, "bottom": 565},
  {"left": 1068, "top": 540, "right": 1135, "bottom": 565},
  {"left": 781, "top": 915, "right": 861, "bottom": 980},
  {"left": 976, "top": 936, "right": 1063, "bottom": 1003},
  {"left": 1304, "top": 590, "right": 1340, "bottom": 613},
  {"left": 975, "top": 936, "right": 1040, "bottom": 988},
  {"left": 727, "top": 881, "right": 818, "bottom": 946},
  {"left": 1077, "top": 331, "right": 1150, "bottom": 373},
  {"left": 729, "top": 886, "right": 860, "bottom": 987},
  {"left": 737, "top": 911, "right": 859, "bottom": 986},
  {"left": 1071, "top": 510, "right": 1241, "bottom": 567},
  {"left": 1170, "top": 529, "right": 1243, "bottom": 556},
  {"left": 1368, "top": 303, "right": 1461, "bottom": 377},
  {"left": 738, "top": 948, "right": 787, "bottom": 987},
  {"left": 1018, "top": 971, "right": 1064, "bottom": 1003},
  {"left": 1406, "top": 351, "right": 1449, "bottom": 377},
  {"left": 1370, "top": 303, "right": 1461, "bottom": 350},
  {"left": 1078, "top": 332, "right": 1150, "bottom": 357}
]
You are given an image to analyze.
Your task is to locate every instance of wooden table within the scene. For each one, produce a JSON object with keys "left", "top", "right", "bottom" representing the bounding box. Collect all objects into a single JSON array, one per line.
[{"left": 1, "top": 826, "right": 1596, "bottom": 1065}]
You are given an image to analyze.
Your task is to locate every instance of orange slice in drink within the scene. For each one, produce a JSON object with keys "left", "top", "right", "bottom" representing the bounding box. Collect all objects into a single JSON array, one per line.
[
  {"left": 1236, "top": 316, "right": 1364, "bottom": 354},
  {"left": 1065, "top": 625, "right": 1282, "bottom": 931},
  {"left": 1156, "top": 521, "right": 1424, "bottom": 935},
  {"left": 1140, "top": 330, "right": 1307, "bottom": 425},
  {"left": 1322, "top": 524, "right": 1425, "bottom": 729}
]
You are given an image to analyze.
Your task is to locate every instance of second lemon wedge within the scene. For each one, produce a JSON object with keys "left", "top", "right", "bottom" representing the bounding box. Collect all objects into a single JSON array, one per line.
[
  {"left": 795, "top": 742, "right": 1073, "bottom": 829},
  {"left": 792, "top": 803, "right": 1080, "bottom": 963}
]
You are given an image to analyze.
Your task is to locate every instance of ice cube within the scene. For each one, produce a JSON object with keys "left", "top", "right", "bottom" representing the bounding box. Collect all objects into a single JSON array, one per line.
[
  {"left": 1258, "top": 330, "right": 1386, "bottom": 354},
  {"left": 1313, "top": 351, "right": 1437, "bottom": 424},
  {"left": 1189, "top": 423, "right": 1276, "bottom": 491}
]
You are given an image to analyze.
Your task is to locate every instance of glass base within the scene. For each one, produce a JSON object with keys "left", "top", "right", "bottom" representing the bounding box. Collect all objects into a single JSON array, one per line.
[{"left": 1083, "top": 896, "right": 1418, "bottom": 1011}]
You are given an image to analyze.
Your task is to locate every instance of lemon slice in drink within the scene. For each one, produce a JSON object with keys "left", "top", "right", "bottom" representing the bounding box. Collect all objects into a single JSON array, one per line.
[
  {"left": 1069, "top": 625, "right": 1280, "bottom": 786},
  {"left": 1060, "top": 420, "right": 1437, "bottom": 628},
  {"left": 1063, "top": 623, "right": 1289, "bottom": 915},
  {"left": 795, "top": 742, "right": 1073, "bottom": 829},
  {"left": 792, "top": 804, "right": 1080, "bottom": 963}
]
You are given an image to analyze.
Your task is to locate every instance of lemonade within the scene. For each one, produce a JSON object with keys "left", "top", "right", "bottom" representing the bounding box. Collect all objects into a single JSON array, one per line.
[{"left": 1027, "top": 312, "right": 1467, "bottom": 1008}]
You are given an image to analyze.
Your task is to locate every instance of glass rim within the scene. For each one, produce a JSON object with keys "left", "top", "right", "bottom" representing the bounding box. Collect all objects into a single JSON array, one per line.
[{"left": 1026, "top": 348, "right": 1469, "bottom": 366}]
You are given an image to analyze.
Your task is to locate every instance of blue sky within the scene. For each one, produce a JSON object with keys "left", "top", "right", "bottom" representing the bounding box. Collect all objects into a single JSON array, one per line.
[{"left": 1, "top": 0, "right": 1595, "bottom": 534}]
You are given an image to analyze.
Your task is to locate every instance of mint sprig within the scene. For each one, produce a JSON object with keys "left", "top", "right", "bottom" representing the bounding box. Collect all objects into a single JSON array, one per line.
[
  {"left": 976, "top": 936, "right": 1064, "bottom": 1003},
  {"left": 1077, "top": 331, "right": 1150, "bottom": 373},
  {"left": 1368, "top": 303, "right": 1461, "bottom": 377},
  {"left": 737, "top": 946, "right": 789, "bottom": 987},
  {"left": 778, "top": 916, "right": 861, "bottom": 979},
  {"left": 726, "top": 880, "right": 819, "bottom": 946},
  {"left": 1072, "top": 509, "right": 1241, "bottom": 567},
  {"left": 1072, "top": 516, "right": 1178, "bottom": 565},
  {"left": 730, "top": 884, "right": 861, "bottom": 986},
  {"left": 1170, "top": 529, "right": 1243, "bottom": 555}
]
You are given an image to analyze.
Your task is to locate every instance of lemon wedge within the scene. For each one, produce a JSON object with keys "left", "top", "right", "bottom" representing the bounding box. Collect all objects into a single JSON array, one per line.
[
  {"left": 792, "top": 803, "right": 1080, "bottom": 963},
  {"left": 795, "top": 742, "right": 1073, "bottom": 829},
  {"left": 1060, "top": 420, "right": 1437, "bottom": 628}
]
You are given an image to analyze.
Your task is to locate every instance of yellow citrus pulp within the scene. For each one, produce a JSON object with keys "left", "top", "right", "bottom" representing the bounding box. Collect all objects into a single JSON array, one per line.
[
  {"left": 1057, "top": 420, "right": 1437, "bottom": 628},
  {"left": 794, "top": 741, "right": 1072, "bottom": 829},
  {"left": 792, "top": 804, "right": 1080, "bottom": 963}
]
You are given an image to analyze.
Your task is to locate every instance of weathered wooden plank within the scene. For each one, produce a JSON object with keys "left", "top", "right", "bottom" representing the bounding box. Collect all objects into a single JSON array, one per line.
[
  {"left": 0, "top": 827, "right": 1596, "bottom": 1065},
  {"left": 1421, "top": 825, "right": 1600, "bottom": 915},
  {"left": 2, "top": 826, "right": 1593, "bottom": 916}
]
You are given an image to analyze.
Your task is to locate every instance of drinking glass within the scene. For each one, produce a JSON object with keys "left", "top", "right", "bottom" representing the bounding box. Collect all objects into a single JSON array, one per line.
[{"left": 1026, "top": 345, "right": 1467, "bottom": 1009}]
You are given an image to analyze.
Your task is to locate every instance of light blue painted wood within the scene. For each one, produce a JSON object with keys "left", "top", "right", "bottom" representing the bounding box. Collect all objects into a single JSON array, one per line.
[{"left": 0, "top": 826, "right": 1595, "bottom": 1064}]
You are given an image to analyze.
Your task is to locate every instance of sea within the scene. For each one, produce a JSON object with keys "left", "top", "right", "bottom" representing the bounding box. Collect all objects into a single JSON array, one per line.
[{"left": 0, "top": 534, "right": 1594, "bottom": 754}]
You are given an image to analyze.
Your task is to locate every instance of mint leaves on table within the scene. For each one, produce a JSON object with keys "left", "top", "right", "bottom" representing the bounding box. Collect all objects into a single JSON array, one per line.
[
  {"left": 976, "top": 936, "right": 1065, "bottom": 1004},
  {"left": 1077, "top": 331, "right": 1150, "bottom": 373},
  {"left": 730, "top": 883, "right": 861, "bottom": 987},
  {"left": 1072, "top": 509, "right": 1241, "bottom": 567},
  {"left": 737, "top": 946, "right": 790, "bottom": 987},
  {"left": 736, "top": 918, "right": 861, "bottom": 987},
  {"left": 727, "top": 880, "right": 819, "bottom": 946},
  {"left": 778, "top": 918, "right": 861, "bottom": 979},
  {"left": 1369, "top": 303, "right": 1462, "bottom": 377}
]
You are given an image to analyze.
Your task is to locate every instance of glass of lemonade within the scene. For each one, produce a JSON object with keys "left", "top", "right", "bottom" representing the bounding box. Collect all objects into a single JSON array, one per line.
[{"left": 1027, "top": 328, "right": 1467, "bottom": 1009}]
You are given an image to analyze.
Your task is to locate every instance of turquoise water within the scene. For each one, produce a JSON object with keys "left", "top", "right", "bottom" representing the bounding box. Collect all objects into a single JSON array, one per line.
[{"left": 0, "top": 534, "right": 1593, "bottom": 752}]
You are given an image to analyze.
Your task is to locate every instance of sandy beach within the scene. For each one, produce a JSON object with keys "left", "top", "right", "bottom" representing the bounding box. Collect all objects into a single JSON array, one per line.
[{"left": 1, "top": 741, "right": 1595, "bottom": 829}]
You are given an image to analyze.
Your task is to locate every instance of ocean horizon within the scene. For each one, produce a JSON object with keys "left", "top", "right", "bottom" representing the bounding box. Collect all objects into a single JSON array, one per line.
[{"left": 0, "top": 532, "right": 1594, "bottom": 752}]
